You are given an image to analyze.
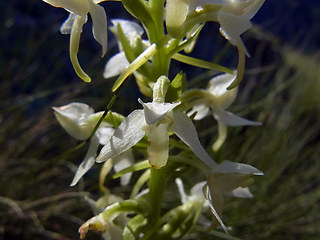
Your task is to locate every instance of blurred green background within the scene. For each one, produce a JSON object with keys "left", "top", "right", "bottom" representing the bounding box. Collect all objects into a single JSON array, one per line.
[{"left": 0, "top": 0, "right": 319, "bottom": 239}]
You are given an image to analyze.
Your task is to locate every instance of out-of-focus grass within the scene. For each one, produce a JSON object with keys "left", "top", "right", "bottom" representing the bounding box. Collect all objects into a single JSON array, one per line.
[
  {"left": 1, "top": 1, "right": 319, "bottom": 240},
  {"left": 206, "top": 45, "right": 320, "bottom": 238}
]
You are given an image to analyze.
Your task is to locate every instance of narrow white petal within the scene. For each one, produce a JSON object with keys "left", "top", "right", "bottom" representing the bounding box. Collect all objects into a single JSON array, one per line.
[
  {"left": 172, "top": 111, "right": 216, "bottom": 168},
  {"left": 211, "top": 160, "right": 263, "bottom": 175},
  {"left": 89, "top": 2, "right": 108, "bottom": 56},
  {"left": 213, "top": 108, "right": 261, "bottom": 126},
  {"left": 175, "top": 178, "right": 188, "bottom": 204},
  {"left": 139, "top": 99, "right": 180, "bottom": 125},
  {"left": 212, "top": 120, "right": 227, "bottom": 152},
  {"left": 103, "top": 52, "right": 130, "bottom": 79},
  {"left": 69, "top": 15, "right": 91, "bottom": 82},
  {"left": 96, "top": 110, "right": 145, "bottom": 163},
  {"left": 70, "top": 135, "right": 100, "bottom": 186}
]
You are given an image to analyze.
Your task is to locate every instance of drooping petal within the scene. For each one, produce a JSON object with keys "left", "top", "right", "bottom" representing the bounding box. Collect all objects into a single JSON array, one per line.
[
  {"left": 96, "top": 110, "right": 145, "bottom": 163},
  {"left": 139, "top": 99, "right": 180, "bottom": 125},
  {"left": 103, "top": 52, "right": 130, "bottom": 79},
  {"left": 69, "top": 14, "right": 91, "bottom": 82},
  {"left": 89, "top": 2, "right": 108, "bottom": 56},
  {"left": 175, "top": 178, "right": 188, "bottom": 204},
  {"left": 213, "top": 108, "right": 262, "bottom": 126},
  {"left": 212, "top": 120, "right": 227, "bottom": 152},
  {"left": 147, "top": 123, "right": 170, "bottom": 168},
  {"left": 70, "top": 134, "right": 100, "bottom": 186},
  {"left": 172, "top": 111, "right": 216, "bottom": 168}
]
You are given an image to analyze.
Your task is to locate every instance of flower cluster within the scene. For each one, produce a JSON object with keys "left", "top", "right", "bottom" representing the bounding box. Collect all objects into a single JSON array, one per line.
[{"left": 44, "top": 0, "right": 266, "bottom": 239}]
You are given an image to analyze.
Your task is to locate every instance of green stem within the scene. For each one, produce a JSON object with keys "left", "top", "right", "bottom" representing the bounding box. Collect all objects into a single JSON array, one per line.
[
  {"left": 148, "top": 0, "right": 169, "bottom": 77},
  {"left": 147, "top": 167, "right": 167, "bottom": 238}
]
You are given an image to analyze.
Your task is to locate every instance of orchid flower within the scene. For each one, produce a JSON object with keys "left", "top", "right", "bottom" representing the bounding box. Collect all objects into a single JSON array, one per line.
[
  {"left": 166, "top": 0, "right": 265, "bottom": 88},
  {"left": 103, "top": 19, "right": 145, "bottom": 79},
  {"left": 97, "top": 76, "right": 216, "bottom": 169},
  {"left": 79, "top": 203, "right": 124, "bottom": 240},
  {"left": 187, "top": 72, "right": 261, "bottom": 151},
  {"left": 84, "top": 194, "right": 128, "bottom": 240},
  {"left": 206, "top": 160, "right": 263, "bottom": 231},
  {"left": 42, "top": 0, "right": 108, "bottom": 82},
  {"left": 53, "top": 103, "right": 133, "bottom": 186}
]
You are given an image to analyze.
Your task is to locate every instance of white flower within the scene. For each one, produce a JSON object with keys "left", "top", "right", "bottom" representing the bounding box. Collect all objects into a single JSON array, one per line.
[
  {"left": 166, "top": 0, "right": 265, "bottom": 88},
  {"left": 188, "top": 72, "right": 261, "bottom": 151},
  {"left": 206, "top": 160, "right": 263, "bottom": 231},
  {"left": 175, "top": 178, "right": 208, "bottom": 206},
  {"left": 96, "top": 98, "right": 216, "bottom": 169},
  {"left": 79, "top": 202, "right": 124, "bottom": 240},
  {"left": 217, "top": 0, "right": 265, "bottom": 56},
  {"left": 53, "top": 103, "right": 133, "bottom": 186},
  {"left": 43, "top": 0, "right": 108, "bottom": 82},
  {"left": 103, "top": 19, "right": 147, "bottom": 79}
]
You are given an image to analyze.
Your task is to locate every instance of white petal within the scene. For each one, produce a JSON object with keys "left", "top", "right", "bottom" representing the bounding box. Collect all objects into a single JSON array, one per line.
[
  {"left": 103, "top": 52, "right": 130, "bottom": 79},
  {"left": 111, "top": 19, "right": 144, "bottom": 40},
  {"left": 172, "top": 111, "right": 216, "bottom": 168},
  {"left": 187, "top": 104, "right": 210, "bottom": 120},
  {"left": 52, "top": 102, "right": 95, "bottom": 140},
  {"left": 226, "top": 187, "right": 253, "bottom": 198},
  {"left": 89, "top": 2, "right": 108, "bottom": 56},
  {"left": 175, "top": 178, "right": 188, "bottom": 204},
  {"left": 190, "top": 181, "right": 206, "bottom": 201},
  {"left": 96, "top": 110, "right": 145, "bottom": 163},
  {"left": 43, "top": 0, "right": 89, "bottom": 16},
  {"left": 70, "top": 135, "right": 100, "bottom": 186},
  {"left": 243, "top": 0, "right": 265, "bottom": 20},
  {"left": 96, "top": 127, "right": 115, "bottom": 145},
  {"left": 165, "top": 0, "right": 190, "bottom": 37},
  {"left": 60, "top": 12, "right": 76, "bottom": 34},
  {"left": 139, "top": 99, "right": 180, "bottom": 125},
  {"left": 210, "top": 160, "right": 263, "bottom": 175},
  {"left": 218, "top": 11, "right": 252, "bottom": 40},
  {"left": 213, "top": 108, "right": 262, "bottom": 126},
  {"left": 113, "top": 150, "right": 134, "bottom": 186},
  {"left": 208, "top": 72, "right": 237, "bottom": 96}
]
